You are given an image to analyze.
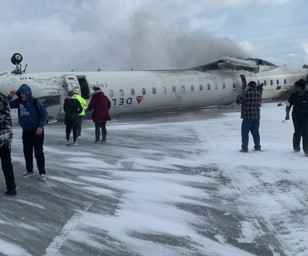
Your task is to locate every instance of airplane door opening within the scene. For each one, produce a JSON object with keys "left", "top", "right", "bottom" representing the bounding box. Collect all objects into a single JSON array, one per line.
[
  {"left": 64, "top": 75, "right": 90, "bottom": 99},
  {"left": 240, "top": 75, "right": 247, "bottom": 91},
  {"left": 77, "top": 76, "right": 90, "bottom": 99}
]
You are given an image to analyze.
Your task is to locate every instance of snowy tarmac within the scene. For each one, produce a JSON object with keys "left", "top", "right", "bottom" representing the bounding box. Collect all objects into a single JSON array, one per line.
[{"left": 0, "top": 102, "right": 307, "bottom": 256}]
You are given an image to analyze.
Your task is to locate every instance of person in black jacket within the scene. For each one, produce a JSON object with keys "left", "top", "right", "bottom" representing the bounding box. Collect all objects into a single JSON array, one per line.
[
  {"left": 63, "top": 91, "right": 83, "bottom": 146},
  {"left": 285, "top": 79, "right": 308, "bottom": 156},
  {"left": 0, "top": 92, "right": 16, "bottom": 195}
]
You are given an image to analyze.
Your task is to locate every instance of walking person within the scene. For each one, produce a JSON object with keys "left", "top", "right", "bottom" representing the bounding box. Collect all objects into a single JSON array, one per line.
[
  {"left": 8, "top": 84, "right": 48, "bottom": 181},
  {"left": 74, "top": 91, "right": 87, "bottom": 139},
  {"left": 236, "top": 81, "right": 262, "bottom": 152},
  {"left": 285, "top": 79, "right": 308, "bottom": 156},
  {"left": 64, "top": 91, "right": 83, "bottom": 146},
  {"left": 87, "top": 87, "right": 111, "bottom": 143},
  {"left": 0, "top": 92, "right": 17, "bottom": 195}
]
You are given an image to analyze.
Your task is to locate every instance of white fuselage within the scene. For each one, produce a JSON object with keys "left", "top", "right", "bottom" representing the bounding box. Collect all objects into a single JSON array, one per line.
[{"left": 0, "top": 65, "right": 307, "bottom": 120}]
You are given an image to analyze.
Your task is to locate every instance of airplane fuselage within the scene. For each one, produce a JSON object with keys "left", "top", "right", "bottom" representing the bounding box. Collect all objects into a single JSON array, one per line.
[{"left": 0, "top": 64, "right": 307, "bottom": 120}]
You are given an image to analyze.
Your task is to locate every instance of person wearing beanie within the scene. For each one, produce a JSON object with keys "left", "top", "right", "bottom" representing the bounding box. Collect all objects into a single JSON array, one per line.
[
  {"left": 236, "top": 80, "right": 262, "bottom": 152},
  {"left": 63, "top": 90, "right": 83, "bottom": 146},
  {"left": 285, "top": 79, "right": 308, "bottom": 156},
  {"left": 74, "top": 90, "right": 87, "bottom": 139}
]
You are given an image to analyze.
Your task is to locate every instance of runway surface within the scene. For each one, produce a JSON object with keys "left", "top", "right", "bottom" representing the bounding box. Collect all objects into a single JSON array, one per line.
[{"left": 0, "top": 103, "right": 307, "bottom": 256}]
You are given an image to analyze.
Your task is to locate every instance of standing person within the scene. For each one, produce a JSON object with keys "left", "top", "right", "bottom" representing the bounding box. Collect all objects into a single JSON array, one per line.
[
  {"left": 285, "top": 79, "right": 308, "bottom": 156},
  {"left": 64, "top": 91, "right": 83, "bottom": 146},
  {"left": 0, "top": 92, "right": 17, "bottom": 195},
  {"left": 74, "top": 91, "right": 87, "bottom": 139},
  {"left": 236, "top": 81, "right": 262, "bottom": 152},
  {"left": 87, "top": 87, "right": 111, "bottom": 143},
  {"left": 257, "top": 83, "right": 264, "bottom": 96},
  {"left": 8, "top": 84, "right": 48, "bottom": 181}
]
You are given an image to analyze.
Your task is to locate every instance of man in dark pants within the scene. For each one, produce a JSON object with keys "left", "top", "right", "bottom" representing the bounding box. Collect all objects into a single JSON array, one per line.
[
  {"left": 8, "top": 84, "right": 48, "bottom": 180},
  {"left": 75, "top": 92, "right": 87, "bottom": 139},
  {"left": 236, "top": 81, "right": 262, "bottom": 152},
  {"left": 0, "top": 92, "right": 17, "bottom": 195},
  {"left": 285, "top": 79, "right": 308, "bottom": 156}
]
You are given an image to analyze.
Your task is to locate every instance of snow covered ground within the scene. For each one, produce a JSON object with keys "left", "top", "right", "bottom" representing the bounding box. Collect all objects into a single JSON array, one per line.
[{"left": 0, "top": 102, "right": 307, "bottom": 256}]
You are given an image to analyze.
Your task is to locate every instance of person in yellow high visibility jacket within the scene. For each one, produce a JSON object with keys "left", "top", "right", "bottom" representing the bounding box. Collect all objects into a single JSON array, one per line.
[{"left": 75, "top": 93, "right": 87, "bottom": 138}]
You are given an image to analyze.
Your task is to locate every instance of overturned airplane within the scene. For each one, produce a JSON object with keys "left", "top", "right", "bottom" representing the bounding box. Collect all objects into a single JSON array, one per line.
[{"left": 1, "top": 53, "right": 307, "bottom": 120}]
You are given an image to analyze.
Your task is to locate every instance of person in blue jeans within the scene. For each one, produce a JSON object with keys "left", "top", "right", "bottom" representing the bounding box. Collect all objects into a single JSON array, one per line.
[{"left": 236, "top": 81, "right": 262, "bottom": 152}]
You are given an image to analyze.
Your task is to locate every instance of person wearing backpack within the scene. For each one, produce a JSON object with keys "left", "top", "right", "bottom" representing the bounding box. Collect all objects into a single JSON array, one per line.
[{"left": 8, "top": 84, "right": 48, "bottom": 181}]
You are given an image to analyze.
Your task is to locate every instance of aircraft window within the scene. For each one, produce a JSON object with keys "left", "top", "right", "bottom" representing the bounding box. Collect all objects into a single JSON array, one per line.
[
  {"left": 181, "top": 85, "right": 185, "bottom": 92},
  {"left": 37, "top": 95, "right": 60, "bottom": 107},
  {"left": 120, "top": 89, "right": 124, "bottom": 97},
  {"left": 199, "top": 84, "right": 203, "bottom": 91},
  {"left": 191, "top": 85, "right": 194, "bottom": 91},
  {"left": 109, "top": 90, "right": 114, "bottom": 97},
  {"left": 152, "top": 87, "right": 156, "bottom": 94},
  {"left": 172, "top": 86, "right": 176, "bottom": 92},
  {"left": 222, "top": 83, "right": 226, "bottom": 89},
  {"left": 162, "top": 87, "right": 167, "bottom": 94},
  {"left": 215, "top": 83, "right": 218, "bottom": 90},
  {"left": 233, "top": 83, "right": 236, "bottom": 91},
  {"left": 270, "top": 80, "right": 273, "bottom": 86},
  {"left": 264, "top": 80, "right": 267, "bottom": 86},
  {"left": 276, "top": 79, "right": 279, "bottom": 85},
  {"left": 284, "top": 79, "right": 287, "bottom": 85},
  {"left": 142, "top": 88, "right": 146, "bottom": 95},
  {"left": 207, "top": 84, "right": 210, "bottom": 90},
  {"left": 131, "top": 88, "right": 135, "bottom": 96},
  {"left": 257, "top": 81, "right": 260, "bottom": 85}
]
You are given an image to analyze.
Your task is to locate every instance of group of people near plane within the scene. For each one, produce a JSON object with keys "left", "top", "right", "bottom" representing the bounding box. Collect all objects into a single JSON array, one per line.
[
  {"left": 0, "top": 79, "right": 307, "bottom": 196},
  {"left": 63, "top": 86, "right": 111, "bottom": 146},
  {"left": 0, "top": 84, "right": 110, "bottom": 196},
  {"left": 237, "top": 78, "right": 308, "bottom": 155}
]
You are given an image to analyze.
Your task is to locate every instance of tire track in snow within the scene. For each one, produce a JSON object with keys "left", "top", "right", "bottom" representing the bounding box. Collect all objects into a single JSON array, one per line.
[
  {"left": 222, "top": 166, "right": 297, "bottom": 256},
  {"left": 43, "top": 202, "right": 92, "bottom": 256}
]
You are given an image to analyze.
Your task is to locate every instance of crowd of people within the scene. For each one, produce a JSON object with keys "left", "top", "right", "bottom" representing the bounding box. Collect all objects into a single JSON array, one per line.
[
  {"left": 0, "top": 79, "right": 307, "bottom": 196},
  {"left": 0, "top": 84, "right": 111, "bottom": 196}
]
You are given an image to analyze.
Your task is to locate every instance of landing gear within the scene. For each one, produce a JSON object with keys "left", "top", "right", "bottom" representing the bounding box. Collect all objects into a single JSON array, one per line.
[
  {"left": 11, "top": 53, "right": 27, "bottom": 74},
  {"left": 11, "top": 53, "right": 23, "bottom": 65}
]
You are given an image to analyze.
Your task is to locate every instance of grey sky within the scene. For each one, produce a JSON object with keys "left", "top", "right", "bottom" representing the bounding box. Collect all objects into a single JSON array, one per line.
[{"left": 0, "top": 0, "right": 307, "bottom": 72}]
